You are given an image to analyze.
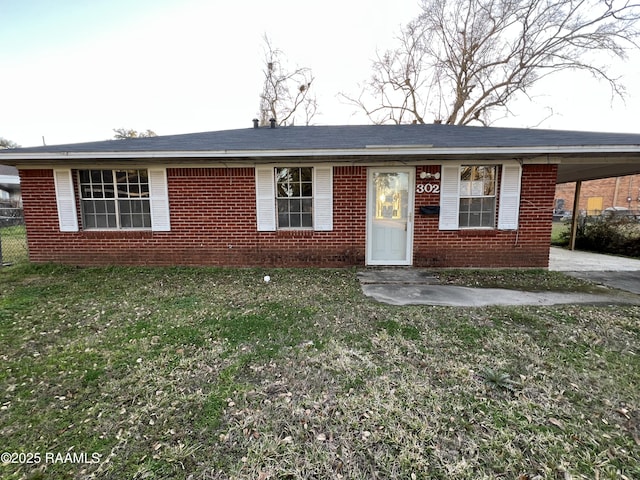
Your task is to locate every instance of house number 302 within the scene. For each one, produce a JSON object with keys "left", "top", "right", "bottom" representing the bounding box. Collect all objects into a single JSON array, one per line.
[{"left": 416, "top": 183, "right": 440, "bottom": 194}]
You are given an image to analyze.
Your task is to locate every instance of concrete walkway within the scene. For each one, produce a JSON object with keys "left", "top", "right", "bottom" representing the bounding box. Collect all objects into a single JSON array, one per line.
[{"left": 358, "top": 248, "right": 640, "bottom": 307}]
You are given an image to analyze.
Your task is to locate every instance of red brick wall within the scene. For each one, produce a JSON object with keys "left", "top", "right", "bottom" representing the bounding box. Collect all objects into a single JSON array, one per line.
[
  {"left": 19, "top": 164, "right": 557, "bottom": 268},
  {"left": 555, "top": 174, "right": 640, "bottom": 214},
  {"left": 413, "top": 164, "right": 557, "bottom": 268}
]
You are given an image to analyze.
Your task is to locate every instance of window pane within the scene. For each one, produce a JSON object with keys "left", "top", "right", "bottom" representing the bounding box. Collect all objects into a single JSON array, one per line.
[
  {"left": 277, "top": 198, "right": 289, "bottom": 214},
  {"left": 482, "top": 198, "right": 495, "bottom": 227},
  {"left": 121, "top": 213, "right": 132, "bottom": 228},
  {"left": 102, "top": 170, "right": 113, "bottom": 184},
  {"left": 103, "top": 184, "right": 115, "bottom": 199},
  {"left": 276, "top": 168, "right": 290, "bottom": 183},
  {"left": 288, "top": 214, "right": 301, "bottom": 227},
  {"left": 94, "top": 200, "right": 106, "bottom": 214},
  {"left": 132, "top": 200, "right": 144, "bottom": 214},
  {"left": 137, "top": 169, "right": 148, "bottom": 183},
  {"left": 120, "top": 200, "right": 131, "bottom": 214},
  {"left": 277, "top": 183, "right": 291, "bottom": 198},
  {"left": 129, "top": 184, "right": 141, "bottom": 197},
  {"left": 301, "top": 182, "right": 312, "bottom": 197},
  {"left": 481, "top": 214, "right": 493, "bottom": 227},
  {"left": 95, "top": 215, "right": 108, "bottom": 228},
  {"left": 278, "top": 213, "right": 290, "bottom": 228},
  {"left": 301, "top": 213, "right": 313, "bottom": 227},
  {"left": 82, "top": 200, "right": 95, "bottom": 214},
  {"left": 132, "top": 215, "right": 144, "bottom": 228},
  {"left": 300, "top": 167, "right": 312, "bottom": 182}
]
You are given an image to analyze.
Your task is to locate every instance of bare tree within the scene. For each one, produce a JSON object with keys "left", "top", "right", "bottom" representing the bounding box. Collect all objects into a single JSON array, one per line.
[
  {"left": 0, "top": 138, "right": 19, "bottom": 149},
  {"left": 343, "top": 0, "right": 640, "bottom": 125},
  {"left": 113, "top": 128, "right": 157, "bottom": 139},
  {"left": 258, "top": 36, "right": 317, "bottom": 126}
]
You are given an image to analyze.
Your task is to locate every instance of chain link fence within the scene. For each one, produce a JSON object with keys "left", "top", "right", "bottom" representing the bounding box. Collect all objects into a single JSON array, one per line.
[{"left": 0, "top": 206, "right": 28, "bottom": 266}]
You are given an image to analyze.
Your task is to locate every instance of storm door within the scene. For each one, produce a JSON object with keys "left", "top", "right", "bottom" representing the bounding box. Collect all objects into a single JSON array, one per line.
[{"left": 366, "top": 168, "right": 414, "bottom": 265}]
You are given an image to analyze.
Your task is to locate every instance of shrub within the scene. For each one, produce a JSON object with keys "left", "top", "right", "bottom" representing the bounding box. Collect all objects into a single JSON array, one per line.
[{"left": 563, "top": 216, "right": 640, "bottom": 257}]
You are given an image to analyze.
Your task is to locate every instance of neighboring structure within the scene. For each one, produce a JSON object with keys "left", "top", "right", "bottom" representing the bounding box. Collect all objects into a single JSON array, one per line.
[
  {"left": 0, "top": 165, "right": 21, "bottom": 206},
  {"left": 555, "top": 174, "right": 640, "bottom": 216},
  {"left": 1, "top": 123, "right": 640, "bottom": 268}
]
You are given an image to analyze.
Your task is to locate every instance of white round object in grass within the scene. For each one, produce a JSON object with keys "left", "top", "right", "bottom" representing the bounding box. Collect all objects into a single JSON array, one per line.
[{"left": 264, "top": 275, "right": 271, "bottom": 283}]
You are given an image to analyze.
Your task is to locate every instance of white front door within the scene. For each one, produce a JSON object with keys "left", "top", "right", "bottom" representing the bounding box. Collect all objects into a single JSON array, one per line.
[{"left": 366, "top": 168, "right": 414, "bottom": 265}]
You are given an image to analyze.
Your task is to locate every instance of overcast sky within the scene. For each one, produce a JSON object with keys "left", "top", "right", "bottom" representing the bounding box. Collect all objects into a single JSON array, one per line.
[{"left": 2, "top": 0, "right": 640, "bottom": 148}]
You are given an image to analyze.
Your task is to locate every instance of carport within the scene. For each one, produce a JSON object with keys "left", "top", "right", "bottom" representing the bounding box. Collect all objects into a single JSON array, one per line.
[{"left": 553, "top": 147, "right": 640, "bottom": 249}]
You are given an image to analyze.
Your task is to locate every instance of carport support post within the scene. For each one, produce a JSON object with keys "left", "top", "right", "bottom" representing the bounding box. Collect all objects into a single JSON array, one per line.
[{"left": 569, "top": 180, "right": 582, "bottom": 251}]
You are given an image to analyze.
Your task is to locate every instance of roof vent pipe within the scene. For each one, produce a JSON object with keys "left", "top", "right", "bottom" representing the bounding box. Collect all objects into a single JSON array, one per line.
[
  {"left": 269, "top": 118, "right": 276, "bottom": 129},
  {"left": 252, "top": 118, "right": 259, "bottom": 129}
]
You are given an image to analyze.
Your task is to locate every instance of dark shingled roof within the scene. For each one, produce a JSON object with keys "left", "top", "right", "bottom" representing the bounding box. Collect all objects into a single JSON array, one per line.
[
  {"left": 3, "top": 124, "right": 640, "bottom": 183},
  {"left": 4, "top": 123, "right": 640, "bottom": 154}
]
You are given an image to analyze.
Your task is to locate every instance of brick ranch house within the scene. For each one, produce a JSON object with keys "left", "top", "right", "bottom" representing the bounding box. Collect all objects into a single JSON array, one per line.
[{"left": 1, "top": 123, "right": 640, "bottom": 268}]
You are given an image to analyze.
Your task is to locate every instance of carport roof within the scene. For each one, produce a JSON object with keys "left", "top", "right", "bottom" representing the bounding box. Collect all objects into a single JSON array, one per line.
[{"left": 1, "top": 123, "right": 639, "bottom": 183}]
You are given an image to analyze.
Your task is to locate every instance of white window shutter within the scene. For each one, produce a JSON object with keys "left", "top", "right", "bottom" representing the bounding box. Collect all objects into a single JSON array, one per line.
[
  {"left": 313, "top": 166, "right": 333, "bottom": 231},
  {"left": 255, "top": 166, "right": 276, "bottom": 231},
  {"left": 53, "top": 169, "right": 78, "bottom": 232},
  {"left": 439, "top": 165, "right": 460, "bottom": 230},
  {"left": 497, "top": 164, "right": 522, "bottom": 230},
  {"left": 148, "top": 168, "right": 171, "bottom": 232}
]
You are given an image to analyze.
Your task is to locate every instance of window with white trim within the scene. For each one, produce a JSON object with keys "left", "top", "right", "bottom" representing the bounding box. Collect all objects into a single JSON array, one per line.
[
  {"left": 275, "top": 167, "right": 313, "bottom": 228},
  {"left": 79, "top": 169, "right": 151, "bottom": 229},
  {"left": 458, "top": 166, "right": 496, "bottom": 228}
]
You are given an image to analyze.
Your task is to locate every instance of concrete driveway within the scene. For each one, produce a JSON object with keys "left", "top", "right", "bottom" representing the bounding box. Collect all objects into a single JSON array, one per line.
[
  {"left": 549, "top": 247, "right": 640, "bottom": 295},
  {"left": 358, "top": 248, "right": 640, "bottom": 306}
]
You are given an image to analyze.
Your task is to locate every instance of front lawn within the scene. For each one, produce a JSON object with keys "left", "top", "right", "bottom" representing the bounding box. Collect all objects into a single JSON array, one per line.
[
  {"left": 1, "top": 265, "right": 639, "bottom": 479},
  {"left": 551, "top": 221, "right": 569, "bottom": 246}
]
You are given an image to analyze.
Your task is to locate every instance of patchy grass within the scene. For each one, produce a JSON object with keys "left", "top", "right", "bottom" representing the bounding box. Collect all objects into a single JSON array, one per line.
[{"left": 1, "top": 265, "right": 639, "bottom": 479}]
